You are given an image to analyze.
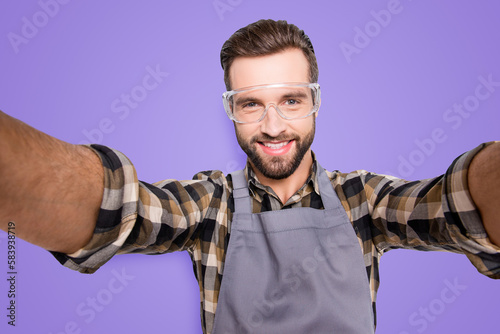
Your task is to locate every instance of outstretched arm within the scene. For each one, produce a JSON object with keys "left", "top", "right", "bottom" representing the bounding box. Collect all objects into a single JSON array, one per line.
[
  {"left": 0, "top": 111, "right": 103, "bottom": 254},
  {"left": 469, "top": 141, "right": 500, "bottom": 246}
]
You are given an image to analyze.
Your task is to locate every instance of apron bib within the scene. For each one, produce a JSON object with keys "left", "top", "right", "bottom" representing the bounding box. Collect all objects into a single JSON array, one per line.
[{"left": 212, "top": 165, "right": 374, "bottom": 333}]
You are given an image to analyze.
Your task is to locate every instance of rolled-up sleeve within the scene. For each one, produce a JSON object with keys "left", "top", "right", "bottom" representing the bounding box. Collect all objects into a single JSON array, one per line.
[
  {"left": 442, "top": 141, "right": 500, "bottom": 278},
  {"left": 51, "top": 144, "right": 139, "bottom": 273}
]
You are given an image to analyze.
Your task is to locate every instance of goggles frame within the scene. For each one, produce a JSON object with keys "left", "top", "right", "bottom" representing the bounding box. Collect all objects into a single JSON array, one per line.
[{"left": 222, "top": 82, "right": 321, "bottom": 124}]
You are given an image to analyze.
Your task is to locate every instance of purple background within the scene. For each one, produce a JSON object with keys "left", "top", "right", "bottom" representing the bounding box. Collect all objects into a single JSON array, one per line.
[{"left": 1, "top": 1, "right": 499, "bottom": 333}]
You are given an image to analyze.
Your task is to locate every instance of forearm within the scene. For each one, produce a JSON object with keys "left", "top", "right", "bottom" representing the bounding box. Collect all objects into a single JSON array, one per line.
[
  {"left": 468, "top": 141, "right": 500, "bottom": 247},
  {"left": 0, "top": 111, "right": 103, "bottom": 253}
]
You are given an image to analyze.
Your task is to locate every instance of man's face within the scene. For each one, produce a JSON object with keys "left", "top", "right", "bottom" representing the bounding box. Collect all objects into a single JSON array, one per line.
[{"left": 230, "top": 48, "right": 317, "bottom": 180}]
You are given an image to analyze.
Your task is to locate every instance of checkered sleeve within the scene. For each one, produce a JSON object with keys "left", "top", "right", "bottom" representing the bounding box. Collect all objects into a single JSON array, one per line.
[
  {"left": 51, "top": 144, "right": 222, "bottom": 274},
  {"left": 364, "top": 142, "right": 500, "bottom": 278}
]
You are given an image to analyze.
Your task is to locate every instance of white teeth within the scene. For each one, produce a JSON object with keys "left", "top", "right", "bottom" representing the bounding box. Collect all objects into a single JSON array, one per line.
[{"left": 263, "top": 141, "right": 289, "bottom": 149}]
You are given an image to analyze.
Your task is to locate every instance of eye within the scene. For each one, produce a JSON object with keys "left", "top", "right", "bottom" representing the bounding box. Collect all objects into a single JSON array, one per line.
[
  {"left": 243, "top": 102, "right": 259, "bottom": 108},
  {"left": 284, "top": 99, "right": 300, "bottom": 106},
  {"left": 239, "top": 101, "right": 262, "bottom": 114}
]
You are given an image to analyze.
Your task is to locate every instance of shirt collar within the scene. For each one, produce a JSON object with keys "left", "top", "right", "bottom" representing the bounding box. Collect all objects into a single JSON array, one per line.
[{"left": 244, "top": 151, "right": 321, "bottom": 205}]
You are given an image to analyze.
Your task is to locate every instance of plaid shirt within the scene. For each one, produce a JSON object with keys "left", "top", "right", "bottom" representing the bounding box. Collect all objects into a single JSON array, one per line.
[{"left": 52, "top": 142, "right": 500, "bottom": 334}]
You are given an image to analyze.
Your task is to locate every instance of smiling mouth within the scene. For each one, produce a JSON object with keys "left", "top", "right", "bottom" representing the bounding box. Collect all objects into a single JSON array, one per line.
[
  {"left": 260, "top": 141, "right": 291, "bottom": 149},
  {"left": 257, "top": 139, "right": 294, "bottom": 156}
]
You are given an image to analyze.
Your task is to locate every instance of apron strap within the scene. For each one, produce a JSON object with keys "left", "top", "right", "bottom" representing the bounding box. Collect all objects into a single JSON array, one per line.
[
  {"left": 230, "top": 169, "right": 252, "bottom": 214},
  {"left": 315, "top": 163, "right": 341, "bottom": 211}
]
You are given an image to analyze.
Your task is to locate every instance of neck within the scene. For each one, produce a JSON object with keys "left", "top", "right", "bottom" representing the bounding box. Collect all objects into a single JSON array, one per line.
[{"left": 251, "top": 150, "right": 313, "bottom": 204}]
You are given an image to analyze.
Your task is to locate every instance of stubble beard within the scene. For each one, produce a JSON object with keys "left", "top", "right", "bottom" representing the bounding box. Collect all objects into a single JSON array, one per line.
[{"left": 235, "top": 119, "right": 315, "bottom": 180}]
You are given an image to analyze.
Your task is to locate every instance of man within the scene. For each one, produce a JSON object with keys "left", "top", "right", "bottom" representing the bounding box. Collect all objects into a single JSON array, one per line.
[{"left": 0, "top": 19, "right": 499, "bottom": 333}]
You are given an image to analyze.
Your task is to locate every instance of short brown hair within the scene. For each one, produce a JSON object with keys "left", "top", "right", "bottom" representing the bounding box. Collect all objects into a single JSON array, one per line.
[{"left": 220, "top": 19, "right": 319, "bottom": 90}]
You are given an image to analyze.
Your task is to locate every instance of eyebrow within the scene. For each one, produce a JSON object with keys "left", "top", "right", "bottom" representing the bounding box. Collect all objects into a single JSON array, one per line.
[
  {"left": 282, "top": 90, "right": 309, "bottom": 99},
  {"left": 234, "top": 95, "right": 260, "bottom": 107}
]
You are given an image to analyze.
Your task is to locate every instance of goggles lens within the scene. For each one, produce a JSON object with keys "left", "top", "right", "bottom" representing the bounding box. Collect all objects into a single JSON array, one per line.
[{"left": 223, "top": 83, "right": 320, "bottom": 124}]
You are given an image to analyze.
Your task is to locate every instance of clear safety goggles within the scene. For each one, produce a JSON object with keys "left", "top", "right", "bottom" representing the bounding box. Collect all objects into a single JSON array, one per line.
[{"left": 222, "top": 82, "right": 321, "bottom": 124}]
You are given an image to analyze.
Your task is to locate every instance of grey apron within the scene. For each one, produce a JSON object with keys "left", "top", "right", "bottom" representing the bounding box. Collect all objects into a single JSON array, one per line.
[{"left": 212, "top": 165, "right": 374, "bottom": 333}]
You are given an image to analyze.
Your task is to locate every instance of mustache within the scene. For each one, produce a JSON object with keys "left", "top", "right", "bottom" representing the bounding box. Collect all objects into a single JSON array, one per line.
[{"left": 250, "top": 134, "right": 298, "bottom": 143}]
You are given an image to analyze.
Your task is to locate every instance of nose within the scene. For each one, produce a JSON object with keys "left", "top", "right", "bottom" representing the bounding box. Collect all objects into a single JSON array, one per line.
[{"left": 260, "top": 104, "right": 287, "bottom": 137}]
